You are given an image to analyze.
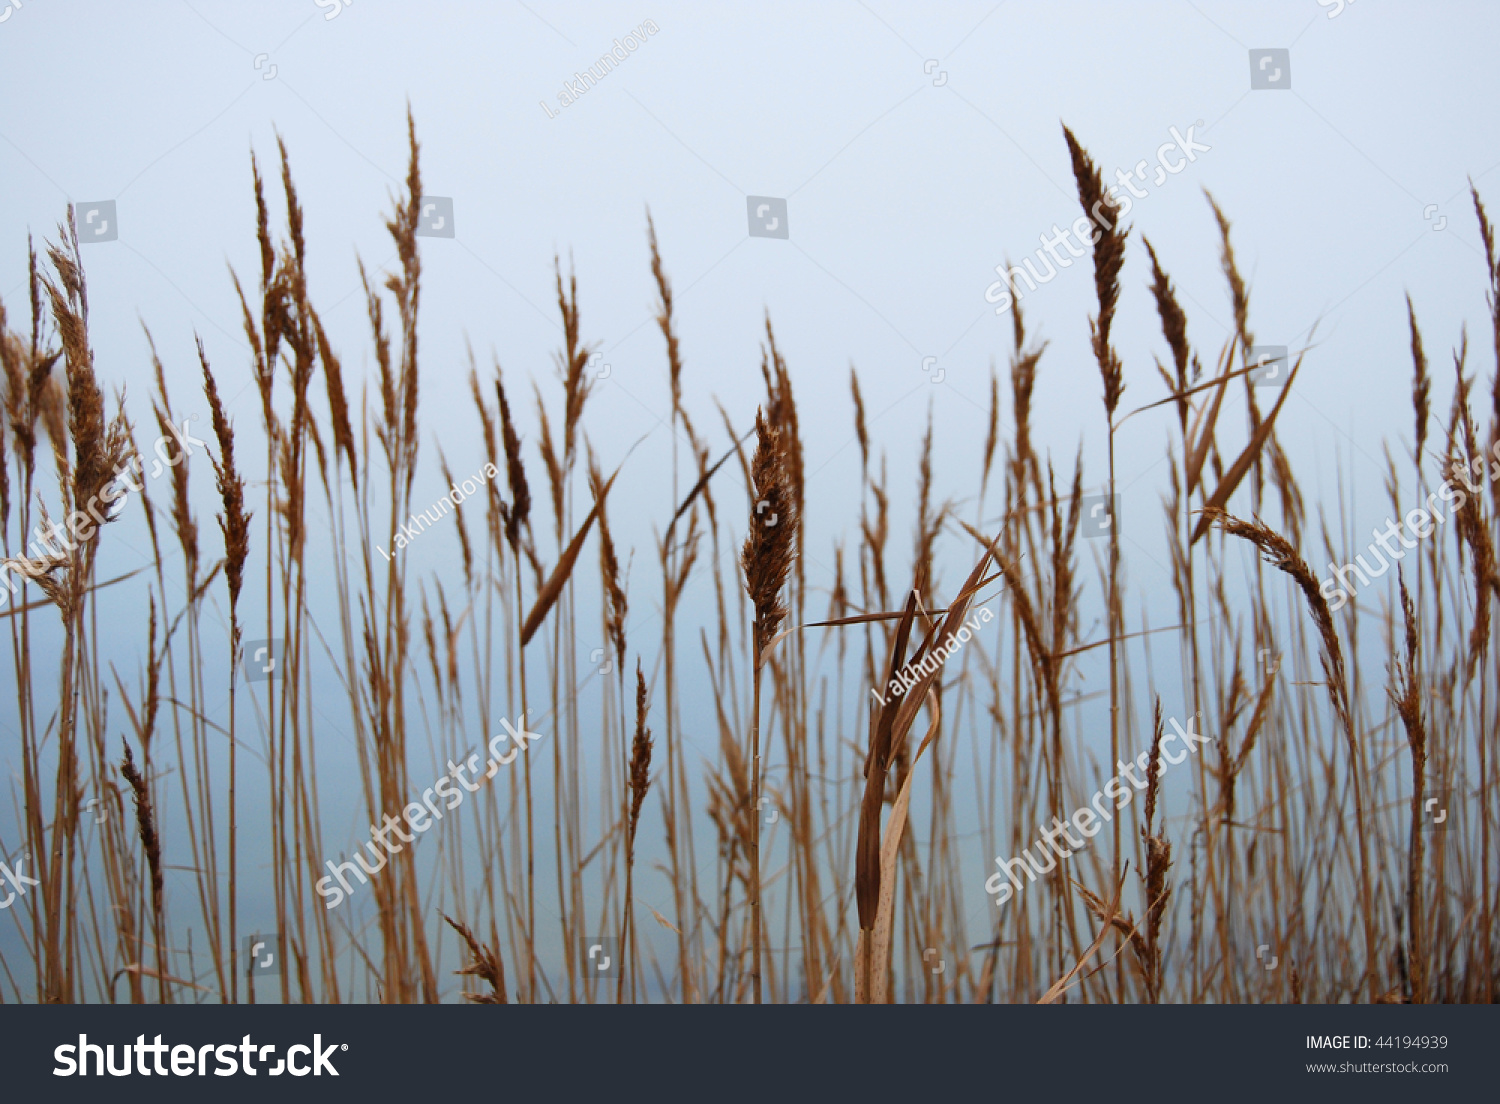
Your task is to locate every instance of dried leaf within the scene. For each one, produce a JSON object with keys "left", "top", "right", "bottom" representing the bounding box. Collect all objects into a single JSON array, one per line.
[
  {"left": 519, "top": 465, "right": 619, "bottom": 646},
  {"left": 1191, "top": 349, "right": 1304, "bottom": 544}
]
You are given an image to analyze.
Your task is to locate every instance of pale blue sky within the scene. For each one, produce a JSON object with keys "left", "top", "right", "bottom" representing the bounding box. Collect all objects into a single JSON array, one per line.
[
  {"left": 2, "top": 0, "right": 1497, "bottom": 997},
  {"left": 3, "top": 1, "right": 1495, "bottom": 586}
]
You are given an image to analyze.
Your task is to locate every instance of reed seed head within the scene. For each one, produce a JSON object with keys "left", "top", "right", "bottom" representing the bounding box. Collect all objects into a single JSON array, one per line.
[{"left": 741, "top": 407, "right": 796, "bottom": 648}]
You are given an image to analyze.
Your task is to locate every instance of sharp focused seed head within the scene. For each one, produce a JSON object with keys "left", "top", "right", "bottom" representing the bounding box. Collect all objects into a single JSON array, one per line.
[
  {"left": 1063, "top": 123, "right": 1127, "bottom": 418},
  {"left": 741, "top": 407, "right": 796, "bottom": 648}
]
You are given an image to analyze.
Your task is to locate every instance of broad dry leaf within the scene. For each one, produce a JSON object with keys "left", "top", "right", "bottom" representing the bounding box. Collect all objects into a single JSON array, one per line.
[
  {"left": 1190, "top": 348, "right": 1304, "bottom": 545},
  {"left": 520, "top": 466, "right": 619, "bottom": 645},
  {"left": 870, "top": 688, "right": 942, "bottom": 1004}
]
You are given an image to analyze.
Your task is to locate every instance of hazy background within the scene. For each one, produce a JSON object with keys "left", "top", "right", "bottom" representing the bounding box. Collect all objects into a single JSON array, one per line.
[{"left": 1, "top": 0, "right": 1497, "bottom": 998}]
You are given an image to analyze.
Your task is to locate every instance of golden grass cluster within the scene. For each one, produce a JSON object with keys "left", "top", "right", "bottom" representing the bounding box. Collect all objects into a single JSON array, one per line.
[{"left": 0, "top": 114, "right": 1497, "bottom": 1004}]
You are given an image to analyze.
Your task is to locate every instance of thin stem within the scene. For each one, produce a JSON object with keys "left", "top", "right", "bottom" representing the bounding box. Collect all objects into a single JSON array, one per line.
[{"left": 749, "top": 636, "right": 763, "bottom": 1004}]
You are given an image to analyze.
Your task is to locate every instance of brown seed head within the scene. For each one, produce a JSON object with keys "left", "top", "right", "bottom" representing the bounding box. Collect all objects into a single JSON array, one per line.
[
  {"left": 1144, "top": 237, "right": 1191, "bottom": 432},
  {"left": 1214, "top": 510, "right": 1352, "bottom": 738},
  {"left": 442, "top": 913, "right": 507, "bottom": 1003},
  {"left": 628, "top": 661, "right": 653, "bottom": 847},
  {"left": 121, "top": 741, "right": 164, "bottom": 922},
  {"left": 553, "top": 255, "right": 593, "bottom": 467},
  {"left": 534, "top": 384, "right": 564, "bottom": 536},
  {"left": 1407, "top": 294, "right": 1431, "bottom": 460},
  {"left": 495, "top": 375, "right": 530, "bottom": 552},
  {"left": 1470, "top": 184, "right": 1500, "bottom": 435},
  {"left": 741, "top": 407, "right": 796, "bottom": 649},
  {"left": 1063, "top": 124, "right": 1127, "bottom": 418},
  {"left": 648, "top": 211, "right": 684, "bottom": 421},
  {"left": 591, "top": 454, "right": 628, "bottom": 665},
  {"left": 199, "top": 338, "right": 251, "bottom": 617},
  {"left": 1143, "top": 698, "right": 1165, "bottom": 832}
]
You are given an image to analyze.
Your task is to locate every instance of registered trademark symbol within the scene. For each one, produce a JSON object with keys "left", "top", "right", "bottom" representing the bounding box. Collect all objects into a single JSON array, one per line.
[{"left": 342, "top": 1044, "right": 349, "bottom": 1050}]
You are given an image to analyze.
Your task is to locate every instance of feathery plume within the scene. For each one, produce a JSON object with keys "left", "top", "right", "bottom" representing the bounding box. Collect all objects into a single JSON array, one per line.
[
  {"left": 443, "top": 914, "right": 508, "bottom": 1003},
  {"left": 1408, "top": 294, "right": 1432, "bottom": 461},
  {"left": 199, "top": 338, "right": 251, "bottom": 616},
  {"left": 1063, "top": 124, "right": 1127, "bottom": 418},
  {"left": 1144, "top": 237, "right": 1191, "bottom": 432},
  {"left": 496, "top": 374, "right": 530, "bottom": 553},
  {"left": 628, "top": 661, "right": 653, "bottom": 846},
  {"left": 741, "top": 408, "right": 796, "bottom": 652}
]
